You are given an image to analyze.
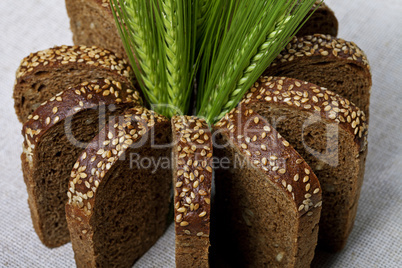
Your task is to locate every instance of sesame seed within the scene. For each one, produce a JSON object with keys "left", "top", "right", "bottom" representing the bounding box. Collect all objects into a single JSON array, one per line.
[
  {"left": 180, "top": 221, "right": 189, "bottom": 227},
  {"left": 315, "top": 201, "right": 322, "bottom": 207},
  {"left": 305, "top": 183, "right": 311, "bottom": 191},
  {"left": 177, "top": 207, "right": 186, "bottom": 213},
  {"left": 199, "top": 190, "right": 207, "bottom": 196}
]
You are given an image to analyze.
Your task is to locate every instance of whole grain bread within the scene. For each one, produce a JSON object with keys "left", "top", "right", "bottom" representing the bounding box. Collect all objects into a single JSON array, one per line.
[
  {"left": 65, "top": 0, "right": 126, "bottom": 60},
  {"left": 14, "top": 45, "right": 133, "bottom": 123},
  {"left": 212, "top": 103, "right": 322, "bottom": 267},
  {"left": 265, "top": 34, "right": 372, "bottom": 116},
  {"left": 21, "top": 79, "right": 140, "bottom": 248},
  {"left": 66, "top": 106, "right": 172, "bottom": 267},
  {"left": 297, "top": 1, "right": 338, "bottom": 37},
  {"left": 242, "top": 76, "right": 368, "bottom": 252},
  {"left": 171, "top": 116, "right": 212, "bottom": 268}
]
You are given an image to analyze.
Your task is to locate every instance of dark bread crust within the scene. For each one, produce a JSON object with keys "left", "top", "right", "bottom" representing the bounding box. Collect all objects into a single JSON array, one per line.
[
  {"left": 14, "top": 45, "right": 133, "bottom": 123},
  {"left": 265, "top": 34, "right": 372, "bottom": 116},
  {"left": 215, "top": 104, "right": 322, "bottom": 217},
  {"left": 298, "top": 1, "right": 338, "bottom": 37},
  {"left": 66, "top": 106, "right": 171, "bottom": 267},
  {"left": 213, "top": 104, "right": 322, "bottom": 267},
  {"left": 242, "top": 76, "right": 368, "bottom": 252},
  {"left": 22, "top": 79, "right": 140, "bottom": 148},
  {"left": 21, "top": 79, "right": 140, "bottom": 248},
  {"left": 242, "top": 76, "right": 368, "bottom": 151},
  {"left": 172, "top": 116, "right": 212, "bottom": 268},
  {"left": 65, "top": 0, "right": 127, "bottom": 60}
]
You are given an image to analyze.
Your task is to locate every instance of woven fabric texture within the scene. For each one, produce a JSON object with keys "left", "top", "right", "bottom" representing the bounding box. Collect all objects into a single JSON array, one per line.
[{"left": 0, "top": 0, "right": 401, "bottom": 267}]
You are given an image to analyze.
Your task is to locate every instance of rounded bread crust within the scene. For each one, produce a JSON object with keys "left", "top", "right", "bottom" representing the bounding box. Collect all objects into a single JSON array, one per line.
[
  {"left": 241, "top": 76, "right": 368, "bottom": 150},
  {"left": 215, "top": 103, "right": 322, "bottom": 217}
]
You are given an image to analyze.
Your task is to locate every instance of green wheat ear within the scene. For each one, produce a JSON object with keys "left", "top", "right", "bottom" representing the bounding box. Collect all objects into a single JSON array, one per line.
[
  {"left": 217, "top": 15, "right": 294, "bottom": 120},
  {"left": 197, "top": 1, "right": 319, "bottom": 124},
  {"left": 111, "top": 0, "right": 167, "bottom": 116},
  {"left": 159, "top": 0, "right": 198, "bottom": 117}
]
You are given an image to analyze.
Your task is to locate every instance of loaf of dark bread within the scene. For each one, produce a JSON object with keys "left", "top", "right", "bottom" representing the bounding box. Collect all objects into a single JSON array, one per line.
[
  {"left": 65, "top": 0, "right": 126, "bottom": 60},
  {"left": 265, "top": 34, "right": 372, "bottom": 116},
  {"left": 297, "top": 1, "right": 338, "bottom": 37},
  {"left": 21, "top": 79, "right": 140, "bottom": 247},
  {"left": 13, "top": 45, "right": 133, "bottom": 123},
  {"left": 242, "top": 76, "right": 368, "bottom": 251},
  {"left": 172, "top": 116, "right": 212, "bottom": 268},
  {"left": 213, "top": 103, "right": 322, "bottom": 267},
  {"left": 66, "top": 106, "right": 172, "bottom": 267}
]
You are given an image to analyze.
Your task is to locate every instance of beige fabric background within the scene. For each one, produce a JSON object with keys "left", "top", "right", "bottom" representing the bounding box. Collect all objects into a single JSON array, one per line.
[{"left": 0, "top": 0, "right": 401, "bottom": 267}]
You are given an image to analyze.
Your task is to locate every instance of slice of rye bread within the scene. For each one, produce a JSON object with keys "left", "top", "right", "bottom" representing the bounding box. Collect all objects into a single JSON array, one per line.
[
  {"left": 297, "top": 1, "right": 338, "bottom": 37},
  {"left": 14, "top": 45, "right": 133, "bottom": 123},
  {"left": 65, "top": 0, "right": 126, "bottom": 61},
  {"left": 264, "top": 34, "right": 372, "bottom": 116},
  {"left": 241, "top": 76, "right": 368, "bottom": 252},
  {"left": 21, "top": 79, "right": 141, "bottom": 248},
  {"left": 212, "top": 103, "right": 322, "bottom": 267},
  {"left": 171, "top": 116, "right": 212, "bottom": 268},
  {"left": 66, "top": 106, "right": 172, "bottom": 268}
]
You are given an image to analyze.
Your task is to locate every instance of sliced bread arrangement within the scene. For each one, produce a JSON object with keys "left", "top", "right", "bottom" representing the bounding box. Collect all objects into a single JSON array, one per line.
[
  {"left": 66, "top": 106, "right": 172, "bottom": 267},
  {"left": 21, "top": 79, "right": 141, "bottom": 247},
  {"left": 13, "top": 45, "right": 133, "bottom": 123},
  {"left": 264, "top": 34, "right": 372, "bottom": 116},
  {"left": 171, "top": 116, "right": 212, "bottom": 267},
  {"left": 213, "top": 103, "right": 322, "bottom": 267},
  {"left": 241, "top": 76, "right": 368, "bottom": 251},
  {"left": 13, "top": 0, "right": 373, "bottom": 266}
]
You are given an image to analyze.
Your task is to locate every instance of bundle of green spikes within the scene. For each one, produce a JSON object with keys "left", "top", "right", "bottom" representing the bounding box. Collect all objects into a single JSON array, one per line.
[{"left": 111, "top": 0, "right": 320, "bottom": 125}]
